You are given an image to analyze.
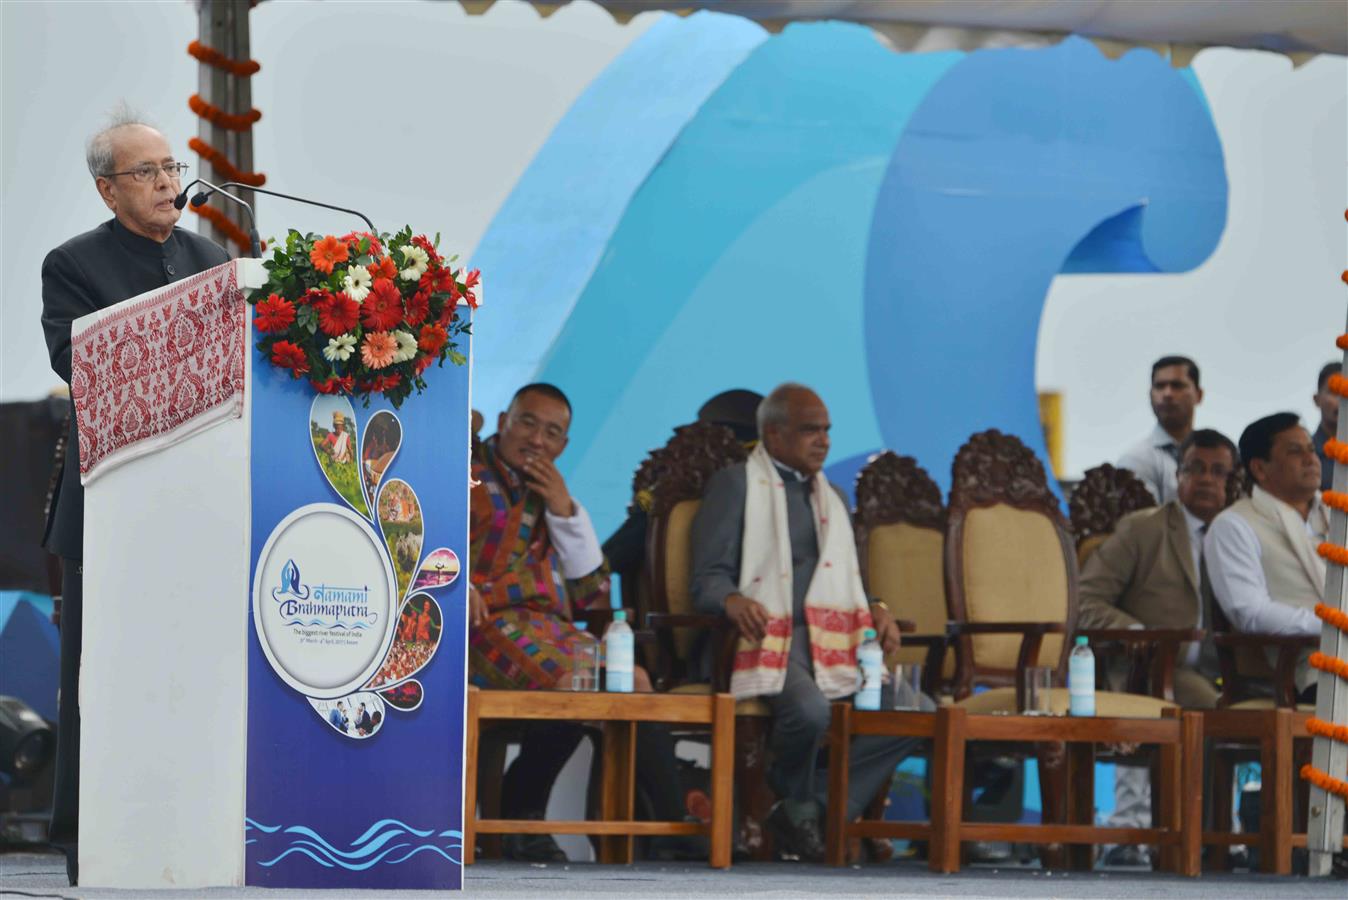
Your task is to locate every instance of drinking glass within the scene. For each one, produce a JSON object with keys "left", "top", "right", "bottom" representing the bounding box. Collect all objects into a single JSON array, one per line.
[
  {"left": 1022, "top": 666, "right": 1054, "bottom": 715},
  {"left": 891, "top": 663, "right": 924, "bottom": 711}
]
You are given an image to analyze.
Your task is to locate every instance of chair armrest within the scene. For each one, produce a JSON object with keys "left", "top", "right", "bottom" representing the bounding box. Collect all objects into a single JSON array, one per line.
[
  {"left": 1078, "top": 627, "right": 1204, "bottom": 645},
  {"left": 1213, "top": 633, "right": 1317, "bottom": 707},
  {"left": 898, "top": 634, "right": 950, "bottom": 697},
  {"left": 1076, "top": 627, "right": 1205, "bottom": 702},
  {"left": 945, "top": 622, "right": 1067, "bottom": 637},
  {"left": 895, "top": 618, "right": 917, "bottom": 634}
]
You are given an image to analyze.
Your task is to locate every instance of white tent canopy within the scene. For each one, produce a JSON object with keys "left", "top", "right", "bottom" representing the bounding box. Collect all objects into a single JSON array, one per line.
[{"left": 463, "top": 0, "right": 1347, "bottom": 62}]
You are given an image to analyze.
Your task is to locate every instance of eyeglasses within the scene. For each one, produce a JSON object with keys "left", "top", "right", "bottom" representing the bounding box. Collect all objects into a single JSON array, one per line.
[
  {"left": 1179, "top": 461, "right": 1233, "bottom": 480},
  {"left": 103, "top": 161, "right": 189, "bottom": 183}
]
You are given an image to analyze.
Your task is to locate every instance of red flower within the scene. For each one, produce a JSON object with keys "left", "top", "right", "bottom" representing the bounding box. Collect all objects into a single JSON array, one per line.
[
  {"left": 340, "top": 231, "right": 383, "bottom": 256},
  {"left": 371, "top": 373, "right": 402, "bottom": 392},
  {"left": 417, "top": 323, "right": 447, "bottom": 355},
  {"left": 270, "top": 340, "right": 309, "bottom": 375},
  {"left": 404, "top": 290, "right": 430, "bottom": 326},
  {"left": 310, "top": 235, "right": 349, "bottom": 275},
  {"left": 368, "top": 255, "right": 398, "bottom": 281},
  {"left": 462, "top": 268, "right": 480, "bottom": 309},
  {"left": 298, "top": 288, "right": 329, "bottom": 306},
  {"left": 362, "top": 278, "right": 403, "bottom": 331},
  {"left": 254, "top": 294, "right": 296, "bottom": 333},
  {"left": 414, "top": 354, "right": 435, "bottom": 375},
  {"left": 419, "top": 267, "right": 455, "bottom": 296},
  {"left": 316, "top": 291, "right": 360, "bottom": 336},
  {"left": 412, "top": 234, "right": 441, "bottom": 264},
  {"left": 310, "top": 375, "right": 354, "bottom": 395}
]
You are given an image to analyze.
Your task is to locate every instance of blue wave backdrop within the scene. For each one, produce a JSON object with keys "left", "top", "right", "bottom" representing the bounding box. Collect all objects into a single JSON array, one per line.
[{"left": 472, "top": 15, "right": 1227, "bottom": 543}]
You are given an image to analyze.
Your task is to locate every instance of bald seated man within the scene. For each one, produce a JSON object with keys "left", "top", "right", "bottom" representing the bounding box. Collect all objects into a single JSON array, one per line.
[{"left": 690, "top": 383, "right": 927, "bottom": 862}]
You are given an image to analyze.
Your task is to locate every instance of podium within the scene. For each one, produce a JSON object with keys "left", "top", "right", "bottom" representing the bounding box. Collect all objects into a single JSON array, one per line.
[{"left": 72, "top": 259, "right": 470, "bottom": 890}]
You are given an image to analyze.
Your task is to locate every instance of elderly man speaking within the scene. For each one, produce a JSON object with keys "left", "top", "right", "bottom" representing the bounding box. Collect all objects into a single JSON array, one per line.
[
  {"left": 40, "top": 109, "right": 229, "bottom": 885},
  {"left": 690, "top": 383, "right": 919, "bottom": 862}
]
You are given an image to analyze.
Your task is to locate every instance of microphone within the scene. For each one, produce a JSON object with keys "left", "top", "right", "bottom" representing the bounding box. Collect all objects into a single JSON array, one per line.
[
  {"left": 178, "top": 178, "right": 262, "bottom": 258},
  {"left": 210, "top": 182, "right": 378, "bottom": 235}
]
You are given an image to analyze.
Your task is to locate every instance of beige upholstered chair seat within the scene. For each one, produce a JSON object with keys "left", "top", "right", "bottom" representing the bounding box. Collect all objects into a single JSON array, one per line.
[
  {"left": 1228, "top": 698, "right": 1316, "bottom": 713},
  {"left": 955, "top": 687, "right": 1176, "bottom": 718}
]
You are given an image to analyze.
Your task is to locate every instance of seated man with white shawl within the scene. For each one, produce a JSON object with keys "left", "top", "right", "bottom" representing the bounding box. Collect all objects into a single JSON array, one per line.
[{"left": 690, "top": 383, "right": 923, "bottom": 862}]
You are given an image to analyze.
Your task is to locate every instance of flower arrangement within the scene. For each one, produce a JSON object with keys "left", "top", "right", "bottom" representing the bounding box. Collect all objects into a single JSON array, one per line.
[{"left": 247, "top": 228, "right": 477, "bottom": 408}]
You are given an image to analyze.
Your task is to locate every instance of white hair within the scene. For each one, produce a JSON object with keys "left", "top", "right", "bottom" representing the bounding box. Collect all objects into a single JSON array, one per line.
[
  {"left": 756, "top": 382, "right": 813, "bottom": 436},
  {"left": 85, "top": 102, "right": 155, "bottom": 179}
]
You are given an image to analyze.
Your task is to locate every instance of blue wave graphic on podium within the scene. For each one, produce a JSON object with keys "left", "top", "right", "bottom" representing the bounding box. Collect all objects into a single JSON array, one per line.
[{"left": 245, "top": 817, "right": 462, "bottom": 870}]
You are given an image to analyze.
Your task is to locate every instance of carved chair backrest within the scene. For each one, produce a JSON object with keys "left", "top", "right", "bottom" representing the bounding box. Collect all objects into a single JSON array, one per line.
[
  {"left": 854, "top": 451, "right": 950, "bottom": 672},
  {"left": 1069, "top": 463, "right": 1157, "bottom": 567},
  {"left": 640, "top": 423, "right": 748, "bottom": 665},
  {"left": 946, "top": 430, "right": 1078, "bottom": 692}
]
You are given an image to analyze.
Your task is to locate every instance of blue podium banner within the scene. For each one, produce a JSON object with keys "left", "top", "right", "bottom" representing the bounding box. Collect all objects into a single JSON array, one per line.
[{"left": 245, "top": 340, "right": 469, "bottom": 890}]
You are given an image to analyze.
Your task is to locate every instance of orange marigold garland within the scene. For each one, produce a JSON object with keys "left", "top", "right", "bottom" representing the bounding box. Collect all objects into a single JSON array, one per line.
[
  {"left": 1324, "top": 438, "right": 1348, "bottom": 466},
  {"left": 1308, "top": 717, "right": 1348, "bottom": 744},
  {"left": 1328, "top": 372, "right": 1348, "bottom": 399},
  {"left": 1323, "top": 490, "right": 1348, "bottom": 514},
  {"left": 187, "top": 137, "right": 266, "bottom": 187},
  {"left": 189, "top": 94, "right": 262, "bottom": 131},
  {"left": 1315, "top": 601, "right": 1348, "bottom": 633},
  {"left": 187, "top": 40, "right": 261, "bottom": 77},
  {"left": 1318, "top": 541, "right": 1348, "bottom": 568},
  {"left": 1310, "top": 650, "right": 1348, "bottom": 681},
  {"left": 187, "top": 203, "right": 253, "bottom": 253},
  {"left": 1302, "top": 764, "right": 1348, "bottom": 801},
  {"left": 1337, "top": 334, "right": 1348, "bottom": 351}
]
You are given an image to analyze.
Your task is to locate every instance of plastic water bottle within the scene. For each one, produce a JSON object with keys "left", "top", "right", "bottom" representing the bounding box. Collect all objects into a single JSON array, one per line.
[
  {"left": 856, "top": 627, "right": 883, "bottom": 710},
  {"left": 569, "top": 622, "right": 600, "bottom": 692},
  {"left": 603, "top": 610, "right": 634, "bottom": 693},
  {"left": 1068, "top": 635, "right": 1096, "bottom": 717}
]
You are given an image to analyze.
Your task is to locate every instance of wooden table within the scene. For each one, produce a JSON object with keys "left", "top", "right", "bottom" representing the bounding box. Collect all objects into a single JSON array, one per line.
[
  {"left": 464, "top": 687, "right": 736, "bottom": 868},
  {"left": 827, "top": 704, "right": 1205, "bottom": 876}
]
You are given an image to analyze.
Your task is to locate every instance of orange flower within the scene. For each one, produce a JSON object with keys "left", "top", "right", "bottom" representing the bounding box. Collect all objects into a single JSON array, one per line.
[
  {"left": 369, "top": 256, "right": 398, "bottom": 281},
  {"left": 361, "top": 331, "right": 398, "bottom": 369},
  {"left": 310, "top": 235, "right": 349, "bottom": 274}
]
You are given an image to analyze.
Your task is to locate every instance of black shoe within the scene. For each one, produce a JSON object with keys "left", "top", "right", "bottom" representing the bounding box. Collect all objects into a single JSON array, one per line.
[
  {"left": 502, "top": 814, "right": 568, "bottom": 863},
  {"left": 766, "top": 801, "right": 825, "bottom": 863},
  {"left": 648, "top": 831, "right": 709, "bottom": 862},
  {"left": 1103, "top": 844, "right": 1151, "bottom": 868}
]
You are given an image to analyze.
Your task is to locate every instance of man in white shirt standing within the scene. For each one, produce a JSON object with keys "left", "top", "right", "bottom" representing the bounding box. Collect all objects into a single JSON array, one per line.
[
  {"left": 1206, "top": 412, "right": 1328, "bottom": 701},
  {"left": 1118, "top": 356, "right": 1205, "bottom": 505}
]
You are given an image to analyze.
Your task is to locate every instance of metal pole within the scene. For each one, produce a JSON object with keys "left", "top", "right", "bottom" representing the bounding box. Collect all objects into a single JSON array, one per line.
[{"left": 195, "top": 0, "right": 256, "bottom": 251}]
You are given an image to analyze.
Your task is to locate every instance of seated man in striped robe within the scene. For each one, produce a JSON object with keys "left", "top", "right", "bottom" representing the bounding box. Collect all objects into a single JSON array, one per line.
[{"left": 467, "top": 382, "right": 691, "bottom": 861}]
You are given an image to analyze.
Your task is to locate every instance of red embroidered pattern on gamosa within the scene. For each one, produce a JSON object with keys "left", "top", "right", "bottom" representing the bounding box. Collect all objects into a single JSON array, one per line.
[{"left": 70, "top": 261, "right": 246, "bottom": 479}]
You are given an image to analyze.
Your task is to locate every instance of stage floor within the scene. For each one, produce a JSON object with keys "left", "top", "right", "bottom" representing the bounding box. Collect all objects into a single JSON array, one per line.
[{"left": 0, "top": 853, "right": 1341, "bottom": 898}]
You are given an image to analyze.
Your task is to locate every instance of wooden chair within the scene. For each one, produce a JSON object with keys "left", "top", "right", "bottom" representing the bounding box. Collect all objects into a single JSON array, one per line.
[
  {"left": 632, "top": 423, "right": 779, "bottom": 856},
  {"left": 1200, "top": 599, "right": 1323, "bottom": 872},
  {"left": 1068, "top": 463, "right": 1156, "bottom": 568},
  {"left": 943, "top": 429, "right": 1194, "bottom": 868},
  {"left": 854, "top": 451, "right": 952, "bottom": 696}
]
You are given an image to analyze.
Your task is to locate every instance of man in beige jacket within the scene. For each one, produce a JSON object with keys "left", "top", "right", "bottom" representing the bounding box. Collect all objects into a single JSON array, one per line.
[{"left": 1080, "top": 429, "right": 1239, "bottom": 864}]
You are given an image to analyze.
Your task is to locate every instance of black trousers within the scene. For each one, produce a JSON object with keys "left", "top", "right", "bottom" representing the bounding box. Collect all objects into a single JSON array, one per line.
[
  {"left": 51, "top": 558, "right": 81, "bottom": 881},
  {"left": 500, "top": 720, "right": 686, "bottom": 822}
]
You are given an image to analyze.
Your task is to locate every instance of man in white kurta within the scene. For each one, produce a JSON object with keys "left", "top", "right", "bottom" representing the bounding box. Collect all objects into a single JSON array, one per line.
[{"left": 1206, "top": 413, "right": 1327, "bottom": 698}]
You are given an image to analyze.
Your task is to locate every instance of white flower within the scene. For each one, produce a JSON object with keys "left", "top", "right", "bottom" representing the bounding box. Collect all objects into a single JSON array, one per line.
[
  {"left": 399, "top": 245, "right": 430, "bottom": 282},
  {"left": 322, "top": 333, "right": 357, "bottom": 362},
  {"left": 342, "top": 265, "right": 372, "bottom": 303},
  {"left": 392, "top": 329, "right": 419, "bottom": 363}
]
